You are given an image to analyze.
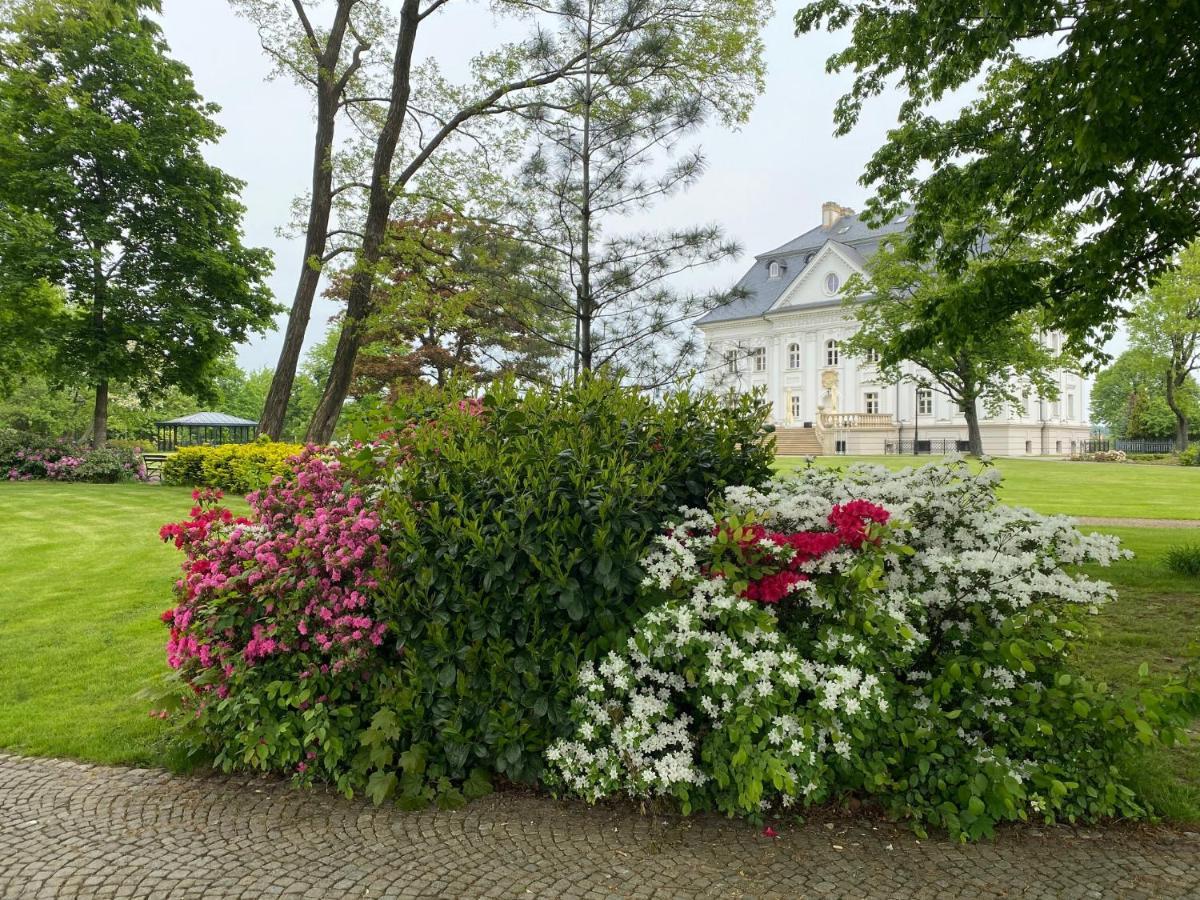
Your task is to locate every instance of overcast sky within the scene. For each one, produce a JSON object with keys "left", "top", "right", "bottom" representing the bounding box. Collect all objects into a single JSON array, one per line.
[{"left": 157, "top": 2, "right": 1098, "bottom": 373}]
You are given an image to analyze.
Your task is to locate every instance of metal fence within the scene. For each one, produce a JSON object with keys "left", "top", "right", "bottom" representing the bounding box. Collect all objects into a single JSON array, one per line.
[
  {"left": 883, "top": 439, "right": 971, "bottom": 455},
  {"left": 1079, "top": 438, "right": 1178, "bottom": 455}
]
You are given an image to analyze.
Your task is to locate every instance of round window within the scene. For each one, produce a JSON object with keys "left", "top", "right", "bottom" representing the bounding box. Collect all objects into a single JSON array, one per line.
[{"left": 824, "top": 272, "right": 840, "bottom": 294}]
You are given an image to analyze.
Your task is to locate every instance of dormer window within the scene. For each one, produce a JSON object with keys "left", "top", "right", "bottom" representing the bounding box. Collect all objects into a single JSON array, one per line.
[
  {"left": 767, "top": 260, "right": 781, "bottom": 279},
  {"left": 824, "top": 272, "right": 841, "bottom": 295}
]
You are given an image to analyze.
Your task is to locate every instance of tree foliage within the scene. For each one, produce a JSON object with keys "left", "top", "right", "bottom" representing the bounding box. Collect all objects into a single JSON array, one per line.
[
  {"left": 0, "top": 0, "right": 277, "bottom": 446},
  {"left": 299, "top": 0, "right": 771, "bottom": 440},
  {"left": 842, "top": 230, "right": 1067, "bottom": 455},
  {"left": 1091, "top": 349, "right": 1200, "bottom": 442},
  {"left": 795, "top": 0, "right": 1200, "bottom": 357},
  {"left": 334, "top": 215, "right": 563, "bottom": 396},
  {"left": 1129, "top": 242, "right": 1200, "bottom": 450},
  {"left": 510, "top": 0, "right": 768, "bottom": 385}
]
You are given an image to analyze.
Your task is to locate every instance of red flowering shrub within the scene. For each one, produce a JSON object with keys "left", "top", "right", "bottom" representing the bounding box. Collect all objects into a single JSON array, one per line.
[
  {"left": 708, "top": 502, "right": 890, "bottom": 604},
  {"left": 158, "top": 449, "right": 393, "bottom": 787}
]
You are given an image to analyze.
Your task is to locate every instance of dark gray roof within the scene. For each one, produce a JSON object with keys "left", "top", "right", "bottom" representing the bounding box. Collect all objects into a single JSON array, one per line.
[
  {"left": 698, "top": 208, "right": 912, "bottom": 325},
  {"left": 157, "top": 411, "right": 259, "bottom": 427}
]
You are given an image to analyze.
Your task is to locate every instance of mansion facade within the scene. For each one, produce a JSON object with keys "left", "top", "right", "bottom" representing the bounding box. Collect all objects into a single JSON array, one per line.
[{"left": 697, "top": 203, "right": 1092, "bottom": 457}]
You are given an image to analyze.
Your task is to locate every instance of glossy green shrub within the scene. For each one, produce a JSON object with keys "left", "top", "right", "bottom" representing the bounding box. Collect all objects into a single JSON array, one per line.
[{"left": 338, "top": 377, "right": 773, "bottom": 806}]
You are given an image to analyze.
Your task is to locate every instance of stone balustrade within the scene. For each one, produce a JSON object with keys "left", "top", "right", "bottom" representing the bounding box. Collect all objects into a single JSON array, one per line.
[{"left": 819, "top": 412, "right": 895, "bottom": 429}]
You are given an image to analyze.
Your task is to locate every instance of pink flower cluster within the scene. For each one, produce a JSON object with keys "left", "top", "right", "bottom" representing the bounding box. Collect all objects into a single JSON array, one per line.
[
  {"left": 159, "top": 450, "right": 390, "bottom": 698},
  {"left": 721, "top": 501, "right": 891, "bottom": 604}
]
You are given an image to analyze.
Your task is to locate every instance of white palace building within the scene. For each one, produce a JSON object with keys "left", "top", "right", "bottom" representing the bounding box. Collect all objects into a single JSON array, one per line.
[{"left": 697, "top": 202, "right": 1092, "bottom": 457}]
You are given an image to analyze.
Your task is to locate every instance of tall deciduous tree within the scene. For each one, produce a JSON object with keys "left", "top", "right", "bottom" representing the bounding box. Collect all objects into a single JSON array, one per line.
[
  {"left": 301, "top": 0, "right": 769, "bottom": 440},
  {"left": 1091, "top": 349, "right": 1200, "bottom": 442},
  {"left": 842, "top": 232, "right": 1066, "bottom": 456},
  {"left": 796, "top": 0, "right": 1200, "bottom": 356},
  {"left": 0, "top": 0, "right": 277, "bottom": 446},
  {"left": 1129, "top": 243, "right": 1200, "bottom": 451},
  {"left": 512, "top": 0, "right": 766, "bottom": 385},
  {"left": 230, "top": 0, "right": 390, "bottom": 439}
]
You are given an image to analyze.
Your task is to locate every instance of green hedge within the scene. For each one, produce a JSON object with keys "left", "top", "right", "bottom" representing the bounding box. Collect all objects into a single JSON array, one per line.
[
  {"left": 161, "top": 440, "right": 303, "bottom": 493},
  {"left": 335, "top": 377, "right": 774, "bottom": 804}
]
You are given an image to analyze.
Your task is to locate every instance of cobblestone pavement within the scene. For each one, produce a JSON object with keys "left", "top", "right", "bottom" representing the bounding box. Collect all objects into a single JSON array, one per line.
[{"left": 2, "top": 754, "right": 1199, "bottom": 899}]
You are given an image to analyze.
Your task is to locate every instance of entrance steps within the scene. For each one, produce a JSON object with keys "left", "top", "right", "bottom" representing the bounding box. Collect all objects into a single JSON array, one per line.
[{"left": 772, "top": 427, "right": 824, "bottom": 456}]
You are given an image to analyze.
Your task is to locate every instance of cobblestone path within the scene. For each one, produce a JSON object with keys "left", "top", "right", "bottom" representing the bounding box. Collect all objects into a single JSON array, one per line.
[{"left": 2, "top": 754, "right": 1199, "bottom": 899}]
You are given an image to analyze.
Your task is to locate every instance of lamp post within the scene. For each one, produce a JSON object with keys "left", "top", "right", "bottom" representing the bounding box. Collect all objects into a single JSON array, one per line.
[{"left": 913, "top": 383, "right": 920, "bottom": 456}]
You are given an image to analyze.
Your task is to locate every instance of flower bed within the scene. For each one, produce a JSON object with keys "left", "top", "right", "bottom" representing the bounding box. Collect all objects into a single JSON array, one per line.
[
  {"left": 546, "top": 460, "right": 1199, "bottom": 839},
  {"left": 158, "top": 378, "right": 774, "bottom": 804},
  {"left": 1, "top": 429, "right": 147, "bottom": 482}
]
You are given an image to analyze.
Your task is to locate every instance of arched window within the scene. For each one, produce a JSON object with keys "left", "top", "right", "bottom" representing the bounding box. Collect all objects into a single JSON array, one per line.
[
  {"left": 767, "top": 260, "right": 781, "bottom": 279},
  {"left": 824, "top": 272, "right": 841, "bottom": 294},
  {"left": 825, "top": 339, "right": 839, "bottom": 366},
  {"left": 788, "top": 342, "right": 801, "bottom": 369}
]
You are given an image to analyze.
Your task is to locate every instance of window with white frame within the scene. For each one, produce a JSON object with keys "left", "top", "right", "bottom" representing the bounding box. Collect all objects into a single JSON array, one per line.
[
  {"left": 751, "top": 347, "right": 766, "bottom": 372},
  {"left": 790, "top": 394, "right": 802, "bottom": 420},
  {"left": 788, "top": 342, "right": 801, "bottom": 369},
  {"left": 1066, "top": 392, "right": 1075, "bottom": 419},
  {"left": 917, "top": 388, "right": 933, "bottom": 416},
  {"left": 864, "top": 347, "right": 880, "bottom": 364},
  {"left": 824, "top": 272, "right": 841, "bottom": 295},
  {"left": 724, "top": 349, "right": 738, "bottom": 374},
  {"left": 864, "top": 391, "right": 880, "bottom": 415},
  {"left": 768, "top": 260, "right": 781, "bottom": 279},
  {"left": 825, "top": 339, "right": 839, "bottom": 366}
]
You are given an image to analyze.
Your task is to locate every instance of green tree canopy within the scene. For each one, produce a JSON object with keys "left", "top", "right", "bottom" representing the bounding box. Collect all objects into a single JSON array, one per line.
[
  {"left": 0, "top": 0, "right": 278, "bottom": 446},
  {"left": 796, "top": 0, "right": 1200, "bottom": 358},
  {"left": 1090, "top": 349, "right": 1200, "bottom": 442},
  {"left": 1128, "top": 242, "right": 1200, "bottom": 450},
  {"left": 842, "top": 230, "right": 1067, "bottom": 455}
]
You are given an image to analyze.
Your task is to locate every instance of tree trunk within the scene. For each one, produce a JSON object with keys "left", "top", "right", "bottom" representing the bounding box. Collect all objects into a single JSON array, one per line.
[
  {"left": 962, "top": 401, "right": 983, "bottom": 456},
  {"left": 260, "top": 3, "right": 360, "bottom": 439},
  {"left": 1165, "top": 373, "right": 1189, "bottom": 452},
  {"left": 307, "top": 0, "right": 422, "bottom": 443},
  {"left": 92, "top": 380, "right": 109, "bottom": 450},
  {"left": 575, "top": 4, "right": 595, "bottom": 374},
  {"left": 259, "top": 103, "right": 336, "bottom": 438}
]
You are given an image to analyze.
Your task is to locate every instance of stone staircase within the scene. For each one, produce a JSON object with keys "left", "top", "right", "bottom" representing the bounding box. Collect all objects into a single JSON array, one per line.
[{"left": 772, "top": 427, "right": 825, "bottom": 456}]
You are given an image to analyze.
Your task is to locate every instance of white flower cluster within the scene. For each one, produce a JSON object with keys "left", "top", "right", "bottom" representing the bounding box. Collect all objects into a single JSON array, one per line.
[{"left": 547, "top": 458, "right": 1129, "bottom": 818}]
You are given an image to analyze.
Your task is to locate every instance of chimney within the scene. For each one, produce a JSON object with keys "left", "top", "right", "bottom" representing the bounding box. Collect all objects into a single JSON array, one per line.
[{"left": 821, "top": 201, "right": 855, "bottom": 229}]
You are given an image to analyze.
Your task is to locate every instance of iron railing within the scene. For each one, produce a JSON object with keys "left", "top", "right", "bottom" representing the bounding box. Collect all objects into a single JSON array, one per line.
[
  {"left": 884, "top": 439, "right": 970, "bottom": 455},
  {"left": 1079, "top": 438, "right": 1178, "bottom": 455}
]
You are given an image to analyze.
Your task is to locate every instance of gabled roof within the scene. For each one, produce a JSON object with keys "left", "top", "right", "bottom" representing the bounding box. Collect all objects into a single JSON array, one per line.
[
  {"left": 157, "top": 411, "right": 259, "bottom": 427},
  {"left": 697, "top": 207, "right": 913, "bottom": 326}
]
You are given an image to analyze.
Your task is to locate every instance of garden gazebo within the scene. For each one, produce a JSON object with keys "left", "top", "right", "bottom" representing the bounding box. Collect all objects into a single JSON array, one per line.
[{"left": 155, "top": 412, "right": 259, "bottom": 452}]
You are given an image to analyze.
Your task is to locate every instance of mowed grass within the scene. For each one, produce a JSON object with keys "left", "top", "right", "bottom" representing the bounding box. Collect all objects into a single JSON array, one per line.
[
  {"left": 0, "top": 483, "right": 200, "bottom": 765},
  {"left": 0, "top": 474, "right": 1197, "bottom": 822},
  {"left": 774, "top": 455, "right": 1200, "bottom": 520},
  {"left": 1075, "top": 526, "right": 1200, "bottom": 820}
]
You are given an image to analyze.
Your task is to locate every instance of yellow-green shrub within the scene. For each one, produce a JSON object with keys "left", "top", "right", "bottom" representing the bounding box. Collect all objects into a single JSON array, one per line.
[{"left": 162, "top": 442, "right": 303, "bottom": 493}]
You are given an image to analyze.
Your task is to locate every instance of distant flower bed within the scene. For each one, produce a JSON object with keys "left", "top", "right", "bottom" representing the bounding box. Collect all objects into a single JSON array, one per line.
[
  {"left": 0, "top": 429, "right": 147, "bottom": 482},
  {"left": 546, "top": 460, "right": 1200, "bottom": 839}
]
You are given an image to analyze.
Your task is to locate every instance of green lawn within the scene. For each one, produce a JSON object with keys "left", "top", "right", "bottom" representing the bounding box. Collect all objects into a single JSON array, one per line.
[
  {"left": 0, "top": 477, "right": 1197, "bottom": 821},
  {"left": 0, "top": 483, "right": 200, "bottom": 765},
  {"left": 774, "top": 455, "right": 1200, "bottom": 520}
]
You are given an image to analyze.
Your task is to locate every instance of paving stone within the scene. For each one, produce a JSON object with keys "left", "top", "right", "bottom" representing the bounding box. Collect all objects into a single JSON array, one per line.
[{"left": 1, "top": 753, "right": 1199, "bottom": 898}]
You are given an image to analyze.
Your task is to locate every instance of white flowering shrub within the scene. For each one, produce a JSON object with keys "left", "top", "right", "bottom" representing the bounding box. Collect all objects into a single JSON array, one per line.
[{"left": 546, "top": 458, "right": 1199, "bottom": 839}]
